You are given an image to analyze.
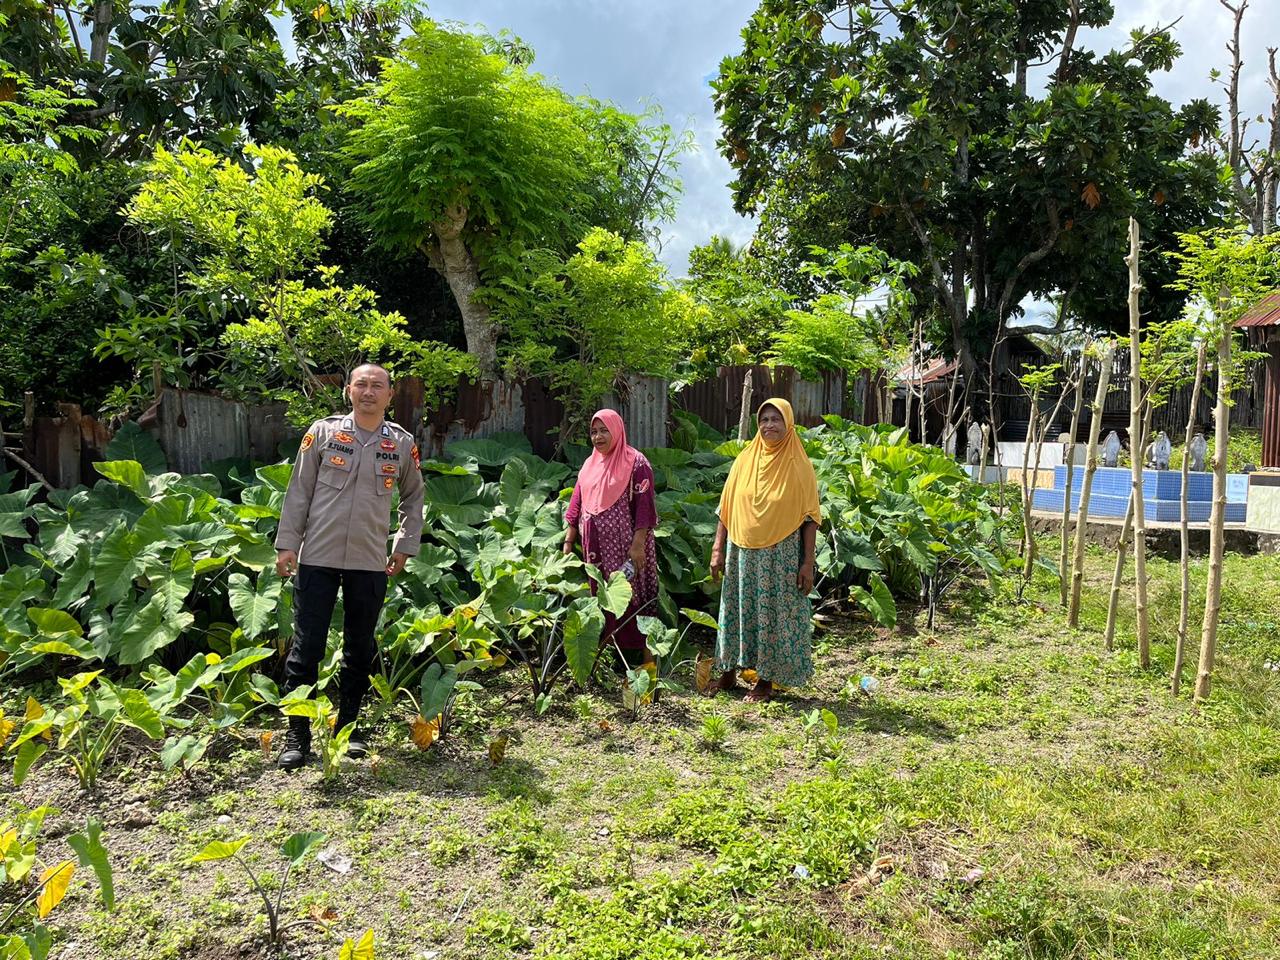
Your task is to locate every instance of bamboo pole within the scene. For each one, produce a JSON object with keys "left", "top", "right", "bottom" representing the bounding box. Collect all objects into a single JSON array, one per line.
[
  {"left": 1069, "top": 345, "right": 1114, "bottom": 627},
  {"left": 1059, "top": 353, "right": 1088, "bottom": 607},
  {"left": 1172, "top": 342, "right": 1207, "bottom": 696},
  {"left": 737, "top": 369, "right": 754, "bottom": 441},
  {"left": 1125, "top": 218, "right": 1151, "bottom": 668},
  {"left": 1107, "top": 405, "right": 1153, "bottom": 651},
  {"left": 1195, "top": 312, "right": 1232, "bottom": 703},
  {"left": 1104, "top": 493, "right": 1135, "bottom": 651}
]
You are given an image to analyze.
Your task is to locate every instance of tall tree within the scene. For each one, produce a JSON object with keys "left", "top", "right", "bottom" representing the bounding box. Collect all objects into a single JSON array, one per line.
[
  {"left": 343, "top": 22, "right": 685, "bottom": 377},
  {"left": 714, "top": 0, "right": 1222, "bottom": 410},
  {"left": 1211, "top": 0, "right": 1279, "bottom": 235}
]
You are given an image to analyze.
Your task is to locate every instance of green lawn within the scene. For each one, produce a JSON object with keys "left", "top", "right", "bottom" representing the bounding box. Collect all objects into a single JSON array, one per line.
[{"left": 9, "top": 542, "right": 1280, "bottom": 960}]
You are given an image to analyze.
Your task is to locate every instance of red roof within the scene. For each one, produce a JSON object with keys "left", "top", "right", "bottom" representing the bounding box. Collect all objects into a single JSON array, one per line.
[{"left": 1237, "top": 291, "right": 1280, "bottom": 328}]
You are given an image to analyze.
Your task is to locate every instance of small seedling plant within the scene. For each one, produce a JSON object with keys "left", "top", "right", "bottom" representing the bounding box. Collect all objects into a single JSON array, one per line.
[
  {"left": 9, "top": 672, "right": 168, "bottom": 791},
  {"left": 2, "top": 806, "right": 114, "bottom": 960},
  {"left": 278, "top": 690, "right": 350, "bottom": 780},
  {"left": 189, "top": 831, "right": 327, "bottom": 949}
]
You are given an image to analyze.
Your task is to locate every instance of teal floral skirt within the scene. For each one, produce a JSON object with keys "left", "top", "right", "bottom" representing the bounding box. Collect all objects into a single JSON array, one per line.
[{"left": 714, "top": 530, "right": 814, "bottom": 689}]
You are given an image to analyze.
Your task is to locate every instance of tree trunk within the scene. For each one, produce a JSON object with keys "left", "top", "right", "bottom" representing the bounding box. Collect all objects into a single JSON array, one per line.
[
  {"left": 737, "top": 369, "right": 754, "bottom": 440},
  {"left": 1069, "top": 346, "right": 1113, "bottom": 627},
  {"left": 428, "top": 205, "right": 499, "bottom": 379},
  {"left": 1104, "top": 492, "right": 1135, "bottom": 652},
  {"left": 1125, "top": 218, "right": 1150, "bottom": 668},
  {"left": 90, "top": 0, "right": 114, "bottom": 65},
  {"left": 1059, "top": 353, "right": 1088, "bottom": 606},
  {"left": 1195, "top": 326, "right": 1233, "bottom": 703},
  {"left": 1172, "top": 342, "right": 1207, "bottom": 696}
]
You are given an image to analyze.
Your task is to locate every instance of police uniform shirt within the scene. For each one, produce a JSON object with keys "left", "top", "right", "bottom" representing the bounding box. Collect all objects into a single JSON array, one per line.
[{"left": 275, "top": 414, "right": 425, "bottom": 571}]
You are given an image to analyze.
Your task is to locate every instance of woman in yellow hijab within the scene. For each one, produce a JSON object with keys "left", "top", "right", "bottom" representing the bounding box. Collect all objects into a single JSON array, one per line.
[{"left": 711, "top": 398, "right": 821, "bottom": 702}]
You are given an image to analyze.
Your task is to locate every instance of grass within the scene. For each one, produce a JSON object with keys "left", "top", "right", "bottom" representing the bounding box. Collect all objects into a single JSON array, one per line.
[{"left": 5, "top": 541, "right": 1280, "bottom": 959}]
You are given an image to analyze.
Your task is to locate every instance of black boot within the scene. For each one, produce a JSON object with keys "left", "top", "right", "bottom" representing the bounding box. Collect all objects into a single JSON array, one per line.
[
  {"left": 277, "top": 716, "right": 311, "bottom": 771},
  {"left": 335, "top": 706, "right": 368, "bottom": 759}
]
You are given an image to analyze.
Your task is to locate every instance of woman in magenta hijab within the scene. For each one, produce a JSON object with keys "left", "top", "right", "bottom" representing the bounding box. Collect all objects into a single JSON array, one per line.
[{"left": 563, "top": 409, "right": 659, "bottom": 664}]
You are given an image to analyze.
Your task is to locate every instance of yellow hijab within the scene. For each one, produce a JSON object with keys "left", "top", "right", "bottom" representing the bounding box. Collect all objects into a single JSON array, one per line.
[{"left": 718, "top": 398, "right": 821, "bottom": 549}]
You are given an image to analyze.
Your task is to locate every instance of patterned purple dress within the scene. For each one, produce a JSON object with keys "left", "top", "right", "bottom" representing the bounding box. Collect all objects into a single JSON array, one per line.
[{"left": 565, "top": 454, "right": 659, "bottom": 651}]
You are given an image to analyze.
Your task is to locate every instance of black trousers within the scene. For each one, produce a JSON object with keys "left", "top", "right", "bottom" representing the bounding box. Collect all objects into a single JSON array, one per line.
[{"left": 283, "top": 564, "right": 388, "bottom": 713}]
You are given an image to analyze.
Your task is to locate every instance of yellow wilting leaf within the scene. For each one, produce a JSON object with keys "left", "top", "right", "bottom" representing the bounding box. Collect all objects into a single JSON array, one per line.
[
  {"left": 1081, "top": 181, "right": 1101, "bottom": 209},
  {"left": 259, "top": 731, "right": 274, "bottom": 760},
  {"left": 339, "top": 929, "right": 375, "bottom": 960},
  {"left": 487, "top": 735, "right": 508, "bottom": 766},
  {"left": 409, "top": 714, "right": 440, "bottom": 751},
  {"left": 0, "top": 707, "right": 14, "bottom": 749},
  {"left": 0, "top": 828, "right": 17, "bottom": 857},
  {"left": 26, "top": 696, "right": 51, "bottom": 741},
  {"left": 36, "top": 860, "right": 75, "bottom": 918},
  {"left": 741, "top": 669, "right": 759, "bottom": 685},
  {"left": 596, "top": 719, "right": 612, "bottom": 733},
  {"left": 694, "top": 655, "right": 713, "bottom": 694},
  {"left": 205, "top": 652, "right": 222, "bottom": 665}
]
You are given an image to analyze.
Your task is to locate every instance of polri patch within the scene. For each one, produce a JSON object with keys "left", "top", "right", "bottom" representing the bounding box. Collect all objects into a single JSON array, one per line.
[
  {"left": 380, "top": 439, "right": 397, "bottom": 451},
  {"left": 381, "top": 464, "right": 397, "bottom": 475},
  {"left": 334, "top": 431, "right": 354, "bottom": 444},
  {"left": 301, "top": 433, "right": 314, "bottom": 450},
  {"left": 329, "top": 455, "right": 347, "bottom": 467},
  {"left": 383, "top": 477, "right": 394, "bottom": 489},
  {"left": 411, "top": 444, "right": 420, "bottom": 467}
]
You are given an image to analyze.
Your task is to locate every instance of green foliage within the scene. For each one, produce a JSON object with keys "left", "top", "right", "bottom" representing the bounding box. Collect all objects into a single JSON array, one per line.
[
  {"left": 99, "top": 143, "right": 470, "bottom": 422},
  {"left": 715, "top": 0, "right": 1226, "bottom": 383},
  {"left": 1167, "top": 226, "right": 1280, "bottom": 390},
  {"left": 343, "top": 22, "right": 681, "bottom": 274},
  {"left": 499, "top": 228, "right": 689, "bottom": 429},
  {"left": 679, "top": 239, "right": 792, "bottom": 372}
]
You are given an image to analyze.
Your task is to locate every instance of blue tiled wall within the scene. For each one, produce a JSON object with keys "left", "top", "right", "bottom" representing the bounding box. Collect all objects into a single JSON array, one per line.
[{"left": 1035, "top": 465, "right": 1248, "bottom": 524}]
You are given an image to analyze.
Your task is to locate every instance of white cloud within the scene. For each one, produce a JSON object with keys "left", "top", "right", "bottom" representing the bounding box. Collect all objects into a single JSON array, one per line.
[{"left": 423, "top": 1, "right": 1276, "bottom": 273}]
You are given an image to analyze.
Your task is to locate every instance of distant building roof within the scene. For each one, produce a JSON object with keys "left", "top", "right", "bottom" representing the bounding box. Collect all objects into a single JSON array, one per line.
[
  {"left": 1237, "top": 291, "right": 1280, "bottom": 328},
  {"left": 895, "top": 357, "right": 958, "bottom": 386}
]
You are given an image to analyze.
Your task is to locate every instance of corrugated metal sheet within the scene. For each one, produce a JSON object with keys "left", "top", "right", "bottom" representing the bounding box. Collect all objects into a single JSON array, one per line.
[
  {"left": 674, "top": 365, "right": 846, "bottom": 435},
  {"left": 423, "top": 378, "right": 533, "bottom": 457},
  {"left": 1238, "top": 290, "right": 1280, "bottom": 328},
  {"left": 604, "top": 375, "right": 669, "bottom": 450},
  {"left": 150, "top": 389, "right": 250, "bottom": 474}
]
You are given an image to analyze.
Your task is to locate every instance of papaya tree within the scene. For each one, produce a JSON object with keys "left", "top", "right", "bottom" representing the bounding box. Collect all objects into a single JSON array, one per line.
[{"left": 1167, "top": 226, "right": 1280, "bottom": 702}]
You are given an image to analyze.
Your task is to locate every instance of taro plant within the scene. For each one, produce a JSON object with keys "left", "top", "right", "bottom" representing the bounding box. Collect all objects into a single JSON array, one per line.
[
  {"left": 405, "top": 660, "right": 483, "bottom": 752},
  {"left": 2, "top": 806, "right": 114, "bottom": 960},
  {"left": 278, "top": 691, "right": 350, "bottom": 781},
  {"left": 10, "top": 672, "right": 169, "bottom": 791},
  {"left": 142, "top": 646, "right": 281, "bottom": 772},
  {"left": 189, "top": 831, "right": 328, "bottom": 949},
  {"left": 463, "top": 550, "right": 632, "bottom": 714},
  {"left": 626, "top": 608, "right": 713, "bottom": 715}
]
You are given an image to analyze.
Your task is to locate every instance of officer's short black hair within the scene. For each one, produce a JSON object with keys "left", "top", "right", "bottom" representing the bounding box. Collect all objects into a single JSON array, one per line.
[{"left": 348, "top": 362, "right": 392, "bottom": 387}]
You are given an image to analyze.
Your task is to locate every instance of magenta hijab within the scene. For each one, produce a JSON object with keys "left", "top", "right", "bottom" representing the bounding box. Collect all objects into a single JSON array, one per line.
[{"left": 576, "top": 409, "right": 637, "bottom": 516}]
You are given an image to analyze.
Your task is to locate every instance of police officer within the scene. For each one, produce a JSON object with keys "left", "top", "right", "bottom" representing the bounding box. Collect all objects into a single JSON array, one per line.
[{"left": 274, "top": 363, "right": 425, "bottom": 769}]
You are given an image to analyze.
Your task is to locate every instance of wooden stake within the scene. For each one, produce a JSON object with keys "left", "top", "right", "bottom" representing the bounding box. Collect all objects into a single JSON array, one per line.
[
  {"left": 1069, "top": 345, "right": 1113, "bottom": 627},
  {"left": 1172, "top": 342, "right": 1207, "bottom": 696},
  {"left": 1126, "top": 218, "right": 1151, "bottom": 668},
  {"left": 1059, "top": 352, "right": 1088, "bottom": 607},
  {"left": 1195, "top": 301, "right": 1233, "bottom": 703}
]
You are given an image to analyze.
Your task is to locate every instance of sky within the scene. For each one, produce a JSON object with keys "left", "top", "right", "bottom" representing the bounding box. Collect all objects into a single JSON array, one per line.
[{"left": 421, "top": 0, "right": 1277, "bottom": 279}]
